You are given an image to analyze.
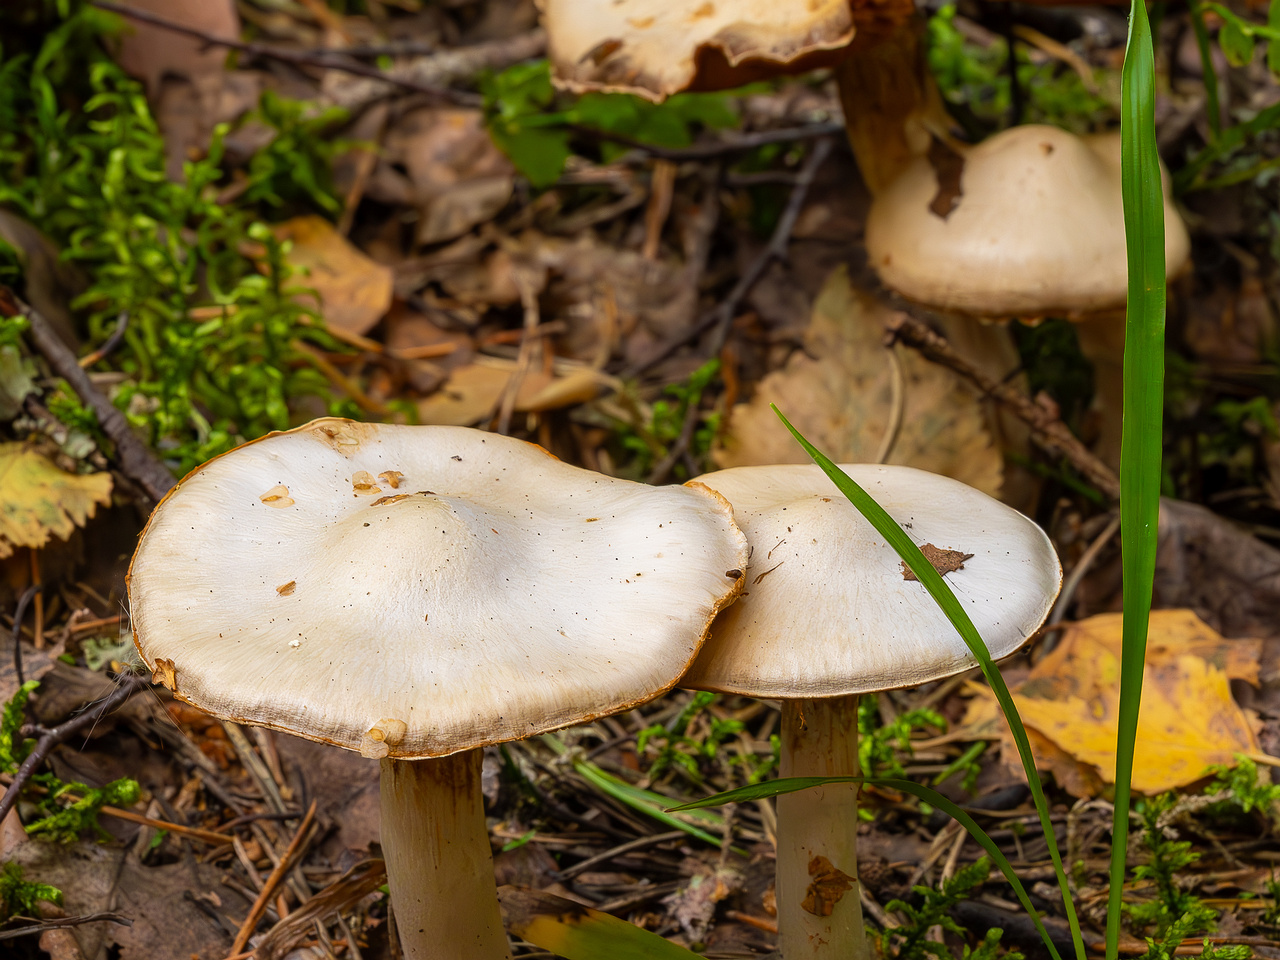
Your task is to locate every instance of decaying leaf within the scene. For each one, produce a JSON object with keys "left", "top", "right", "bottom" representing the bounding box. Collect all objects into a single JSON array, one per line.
[
  {"left": 901, "top": 543, "right": 974, "bottom": 581},
  {"left": 273, "top": 216, "right": 394, "bottom": 335},
  {"left": 964, "top": 609, "right": 1264, "bottom": 794},
  {"left": 416, "top": 362, "right": 610, "bottom": 426},
  {"left": 801, "top": 855, "right": 855, "bottom": 917},
  {"left": 663, "top": 857, "right": 743, "bottom": 941},
  {"left": 112, "top": 0, "right": 239, "bottom": 94},
  {"left": 0, "top": 444, "right": 113, "bottom": 559},
  {"left": 383, "top": 108, "right": 515, "bottom": 245},
  {"left": 713, "top": 266, "right": 1003, "bottom": 497}
]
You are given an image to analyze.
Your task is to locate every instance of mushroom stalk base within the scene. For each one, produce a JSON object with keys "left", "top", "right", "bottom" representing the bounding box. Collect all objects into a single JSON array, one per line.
[
  {"left": 776, "top": 696, "right": 869, "bottom": 960},
  {"left": 380, "top": 753, "right": 512, "bottom": 960}
]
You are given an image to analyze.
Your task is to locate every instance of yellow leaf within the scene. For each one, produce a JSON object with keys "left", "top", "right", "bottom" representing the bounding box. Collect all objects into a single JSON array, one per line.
[
  {"left": 712, "top": 266, "right": 1003, "bottom": 497},
  {"left": 273, "top": 216, "right": 394, "bottom": 336},
  {"left": 964, "top": 609, "right": 1263, "bottom": 794},
  {"left": 0, "top": 444, "right": 113, "bottom": 558}
]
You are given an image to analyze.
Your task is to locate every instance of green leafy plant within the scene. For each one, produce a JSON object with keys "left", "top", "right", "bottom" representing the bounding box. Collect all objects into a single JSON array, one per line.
[
  {"left": 637, "top": 691, "right": 745, "bottom": 784},
  {"left": 1127, "top": 794, "right": 1216, "bottom": 936},
  {"left": 883, "top": 858, "right": 1023, "bottom": 960},
  {"left": 611, "top": 358, "right": 722, "bottom": 480},
  {"left": 0, "top": 3, "right": 354, "bottom": 473},
  {"left": 0, "top": 861, "right": 62, "bottom": 921},
  {"left": 1, "top": 680, "right": 141, "bottom": 842},
  {"left": 481, "top": 59, "right": 738, "bottom": 187},
  {"left": 926, "top": 3, "right": 1111, "bottom": 134},
  {"left": 239, "top": 90, "right": 351, "bottom": 216}
]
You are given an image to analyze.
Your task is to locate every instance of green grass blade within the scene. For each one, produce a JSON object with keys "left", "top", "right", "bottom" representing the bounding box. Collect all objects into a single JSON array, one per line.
[
  {"left": 540, "top": 734, "right": 733, "bottom": 849},
  {"left": 772, "top": 408, "right": 1087, "bottom": 960},
  {"left": 500, "top": 886, "right": 704, "bottom": 960},
  {"left": 1186, "top": 0, "right": 1222, "bottom": 137},
  {"left": 1109, "top": 1, "right": 1167, "bottom": 958},
  {"left": 671, "top": 775, "right": 1063, "bottom": 960}
]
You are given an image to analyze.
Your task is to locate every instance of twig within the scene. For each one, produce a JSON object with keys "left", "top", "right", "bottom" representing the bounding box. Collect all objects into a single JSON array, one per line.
[
  {"left": 227, "top": 800, "right": 318, "bottom": 958},
  {"left": 1, "top": 290, "right": 177, "bottom": 504},
  {"left": 0, "top": 912, "right": 132, "bottom": 941},
  {"left": 0, "top": 676, "right": 149, "bottom": 827},
  {"left": 589, "top": 121, "right": 847, "bottom": 162},
  {"left": 555, "top": 830, "right": 686, "bottom": 881},
  {"left": 622, "top": 137, "right": 835, "bottom": 379},
  {"left": 77, "top": 311, "right": 128, "bottom": 368},
  {"left": 884, "top": 313, "right": 1121, "bottom": 500},
  {"left": 11, "top": 585, "right": 38, "bottom": 686},
  {"left": 874, "top": 346, "right": 905, "bottom": 465},
  {"left": 88, "top": 1, "right": 481, "bottom": 107},
  {"left": 1048, "top": 513, "right": 1120, "bottom": 626}
]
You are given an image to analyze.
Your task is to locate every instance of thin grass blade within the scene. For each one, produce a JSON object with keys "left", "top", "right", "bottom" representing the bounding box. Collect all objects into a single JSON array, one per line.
[
  {"left": 671, "top": 775, "right": 1063, "bottom": 960},
  {"left": 772, "top": 408, "right": 1086, "bottom": 960},
  {"left": 1109, "top": 0, "right": 1167, "bottom": 957}
]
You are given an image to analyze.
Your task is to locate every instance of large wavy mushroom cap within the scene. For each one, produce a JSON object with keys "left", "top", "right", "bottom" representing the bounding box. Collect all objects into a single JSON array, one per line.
[
  {"left": 542, "top": 0, "right": 913, "bottom": 98},
  {"left": 129, "top": 418, "right": 748, "bottom": 759},
  {"left": 683, "top": 463, "right": 1062, "bottom": 697},
  {"left": 865, "top": 124, "right": 1191, "bottom": 318}
]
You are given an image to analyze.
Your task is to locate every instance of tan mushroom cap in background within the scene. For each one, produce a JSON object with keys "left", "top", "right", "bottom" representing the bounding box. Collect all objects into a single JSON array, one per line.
[
  {"left": 682, "top": 463, "right": 1061, "bottom": 698},
  {"left": 129, "top": 418, "right": 748, "bottom": 759},
  {"left": 541, "top": 0, "right": 861, "bottom": 99},
  {"left": 865, "top": 124, "right": 1192, "bottom": 318}
]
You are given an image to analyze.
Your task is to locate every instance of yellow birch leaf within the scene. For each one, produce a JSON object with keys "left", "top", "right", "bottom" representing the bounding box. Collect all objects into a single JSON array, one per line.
[
  {"left": 963, "top": 609, "right": 1264, "bottom": 795},
  {"left": 0, "top": 444, "right": 113, "bottom": 558},
  {"left": 712, "top": 266, "right": 1003, "bottom": 497}
]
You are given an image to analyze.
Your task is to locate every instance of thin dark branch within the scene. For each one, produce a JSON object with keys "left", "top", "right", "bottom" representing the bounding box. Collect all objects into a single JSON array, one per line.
[
  {"left": 1, "top": 289, "right": 176, "bottom": 504},
  {"left": 622, "top": 136, "right": 835, "bottom": 380},
  {"left": 0, "top": 676, "right": 150, "bottom": 827},
  {"left": 884, "top": 312, "right": 1121, "bottom": 500},
  {"left": 583, "top": 120, "right": 847, "bottom": 162},
  {"left": 0, "top": 912, "right": 133, "bottom": 941},
  {"left": 10, "top": 585, "right": 38, "bottom": 686},
  {"left": 88, "top": 0, "right": 481, "bottom": 107}
]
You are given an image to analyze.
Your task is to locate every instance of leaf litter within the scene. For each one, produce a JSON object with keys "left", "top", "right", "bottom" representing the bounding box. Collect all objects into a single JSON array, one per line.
[{"left": 4, "top": 0, "right": 1280, "bottom": 957}]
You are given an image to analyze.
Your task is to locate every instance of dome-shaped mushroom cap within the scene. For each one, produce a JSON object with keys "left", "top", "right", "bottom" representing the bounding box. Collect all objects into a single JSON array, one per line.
[
  {"left": 542, "top": 0, "right": 860, "bottom": 99},
  {"left": 865, "top": 124, "right": 1192, "bottom": 318},
  {"left": 682, "top": 464, "right": 1061, "bottom": 698},
  {"left": 129, "top": 419, "right": 748, "bottom": 759}
]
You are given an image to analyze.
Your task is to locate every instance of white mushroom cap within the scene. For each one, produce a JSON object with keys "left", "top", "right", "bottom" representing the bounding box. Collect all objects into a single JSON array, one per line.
[
  {"left": 865, "top": 124, "right": 1192, "bottom": 318},
  {"left": 542, "top": 0, "right": 860, "bottom": 99},
  {"left": 129, "top": 418, "right": 747, "bottom": 758},
  {"left": 682, "top": 463, "right": 1061, "bottom": 698}
]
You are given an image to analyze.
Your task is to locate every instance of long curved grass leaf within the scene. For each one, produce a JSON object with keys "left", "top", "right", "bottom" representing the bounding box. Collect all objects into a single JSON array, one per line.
[
  {"left": 671, "top": 775, "right": 1064, "bottom": 960},
  {"left": 771, "top": 408, "right": 1087, "bottom": 960},
  {"left": 1110, "top": 1, "right": 1166, "bottom": 957}
]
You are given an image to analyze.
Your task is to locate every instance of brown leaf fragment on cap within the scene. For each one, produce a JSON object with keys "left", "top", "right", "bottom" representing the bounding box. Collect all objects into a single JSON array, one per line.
[
  {"left": 927, "top": 138, "right": 965, "bottom": 220},
  {"left": 901, "top": 543, "right": 975, "bottom": 581},
  {"left": 379, "top": 470, "right": 405, "bottom": 489},
  {"left": 152, "top": 657, "right": 177, "bottom": 691},
  {"left": 352, "top": 471, "right": 383, "bottom": 495},
  {"left": 277, "top": 581, "right": 297, "bottom": 596},
  {"left": 801, "top": 855, "right": 854, "bottom": 917},
  {"left": 260, "top": 484, "right": 295, "bottom": 508}
]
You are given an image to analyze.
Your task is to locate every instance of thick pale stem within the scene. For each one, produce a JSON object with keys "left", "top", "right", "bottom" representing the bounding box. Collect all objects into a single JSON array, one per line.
[
  {"left": 835, "top": 16, "right": 950, "bottom": 196},
  {"left": 380, "top": 752, "right": 512, "bottom": 960},
  {"left": 776, "top": 696, "right": 869, "bottom": 960}
]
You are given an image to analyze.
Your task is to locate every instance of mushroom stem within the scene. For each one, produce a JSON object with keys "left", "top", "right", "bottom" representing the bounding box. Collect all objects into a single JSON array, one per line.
[
  {"left": 776, "top": 696, "right": 869, "bottom": 960},
  {"left": 380, "top": 752, "right": 512, "bottom": 960},
  {"left": 835, "top": 16, "right": 950, "bottom": 196}
]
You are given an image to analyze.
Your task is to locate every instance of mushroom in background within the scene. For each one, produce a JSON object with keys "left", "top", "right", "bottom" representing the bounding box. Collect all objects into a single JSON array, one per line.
[
  {"left": 682, "top": 463, "right": 1061, "bottom": 960},
  {"left": 865, "top": 124, "right": 1192, "bottom": 468},
  {"left": 128, "top": 417, "right": 748, "bottom": 960}
]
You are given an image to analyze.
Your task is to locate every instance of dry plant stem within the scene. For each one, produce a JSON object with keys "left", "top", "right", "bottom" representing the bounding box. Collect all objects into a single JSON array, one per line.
[
  {"left": 885, "top": 312, "right": 1121, "bottom": 500},
  {"left": 88, "top": 0, "right": 482, "bottom": 107},
  {"left": 228, "top": 800, "right": 318, "bottom": 957},
  {"left": 0, "top": 676, "right": 149, "bottom": 827},
  {"left": 1, "top": 291, "right": 177, "bottom": 503},
  {"left": 624, "top": 137, "right": 833, "bottom": 379},
  {"left": 777, "top": 697, "right": 869, "bottom": 960},
  {"left": 0, "top": 912, "right": 132, "bottom": 942},
  {"left": 380, "top": 752, "right": 512, "bottom": 960}
]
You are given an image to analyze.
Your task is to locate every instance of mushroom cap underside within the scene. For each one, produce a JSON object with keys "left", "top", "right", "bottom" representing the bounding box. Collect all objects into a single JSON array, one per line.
[
  {"left": 129, "top": 418, "right": 748, "bottom": 758},
  {"left": 866, "top": 124, "right": 1192, "bottom": 318},
  {"left": 682, "top": 463, "right": 1061, "bottom": 698}
]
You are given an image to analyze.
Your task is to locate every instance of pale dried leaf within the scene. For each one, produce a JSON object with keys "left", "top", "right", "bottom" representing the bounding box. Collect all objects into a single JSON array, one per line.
[
  {"left": 113, "top": 0, "right": 239, "bottom": 93},
  {"left": 713, "top": 267, "right": 1003, "bottom": 497},
  {"left": 274, "top": 216, "right": 394, "bottom": 335},
  {"left": 0, "top": 445, "right": 113, "bottom": 559}
]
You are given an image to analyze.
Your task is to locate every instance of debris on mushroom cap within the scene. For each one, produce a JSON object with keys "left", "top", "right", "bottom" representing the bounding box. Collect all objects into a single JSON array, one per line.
[
  {"left": 542, "top": 0, "right": 873, "bottom": 99},
  {"left": 128, "top": 418, "right": 748, "bottom": 759},
  {"left": 682, "top": 463, "right": 1061, "bottom": 698},
  {"left": 865, "top": 124, "right": 1192, "bottom": 318}
]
